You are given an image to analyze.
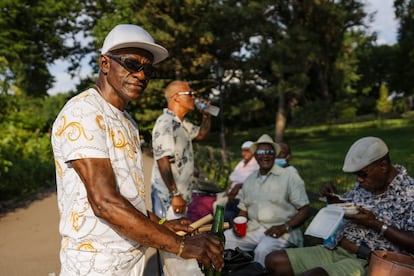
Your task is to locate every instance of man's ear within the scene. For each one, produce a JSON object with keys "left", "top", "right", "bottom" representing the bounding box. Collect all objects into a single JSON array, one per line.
[
  {"left": 379, "top": 159, "right": 389, "bottom": 173},
  {"left": 99, "top": 55, "right": 110, "bottom": 75}
]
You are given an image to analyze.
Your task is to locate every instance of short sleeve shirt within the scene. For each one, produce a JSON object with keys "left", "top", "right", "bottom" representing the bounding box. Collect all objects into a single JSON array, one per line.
[
  {"left": 51, "top": 88, "right": 146, "bottom": 274},
  {"left": 335, "top": 165, "right": 414, "bottom": 254},
  {"left": 239, "top": 165, "right": 309, "bottom": 245},
  {"left": 151, "top": 109, "right": 200, "bottom": 206}
]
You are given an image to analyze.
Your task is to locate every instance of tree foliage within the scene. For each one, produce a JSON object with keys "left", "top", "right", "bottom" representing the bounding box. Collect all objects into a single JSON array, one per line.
[{"left": 0, "top": 0, "right": 91, "bottom": 96}]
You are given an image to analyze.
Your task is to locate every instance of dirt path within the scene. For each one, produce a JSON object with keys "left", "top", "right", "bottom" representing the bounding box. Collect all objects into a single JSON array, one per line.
[{"left": 0, "top": 150, "right": 158, "bottom": 276}]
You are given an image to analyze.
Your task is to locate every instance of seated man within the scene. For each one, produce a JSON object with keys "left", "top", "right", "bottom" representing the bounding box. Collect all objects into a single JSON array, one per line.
[
  {"left": 275, "top": 142, "right": 298, "bottom": 175},
  {"left": 223, "top": 134, "right": 310, "bottom": 267},
  {"left": 265, "top": 136, "right": 414, "bottom": 276}
]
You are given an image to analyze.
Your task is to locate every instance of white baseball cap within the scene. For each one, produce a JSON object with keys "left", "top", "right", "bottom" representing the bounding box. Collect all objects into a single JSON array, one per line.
[
  {"left": 241, "top": 141, "right": 253, "bottom": 150},
  {"left": 342, "top": 137, "right": 389, "bottom": 172},
  {"left": 101, "top": 24, "right": 169, "bottom": 64}
]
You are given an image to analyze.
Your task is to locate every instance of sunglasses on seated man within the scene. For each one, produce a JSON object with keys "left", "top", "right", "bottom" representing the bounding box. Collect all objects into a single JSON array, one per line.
[
  {"left": 255, "top": 149, "right": 276, "bottom": 156},
  {"left": 354, "top": 157, "right": 387, "bottom": 179},
  {"left": 106, "top": 55, "right": 155, "bottom": 78}
]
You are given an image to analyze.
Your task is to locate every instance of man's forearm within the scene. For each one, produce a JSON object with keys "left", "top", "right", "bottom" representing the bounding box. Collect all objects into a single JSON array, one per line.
[
  {"left": 196, "top": 114, "right": 211, "bottom": 140},
  {"left": 157, "top": 157, "right": 177, "bottom": 192}
]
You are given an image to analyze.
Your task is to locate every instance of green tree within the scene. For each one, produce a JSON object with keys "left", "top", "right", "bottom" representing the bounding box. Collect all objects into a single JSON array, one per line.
[
  {"left": 376, "top": 83, "right": 392, "bottom": 118},
  {"left": 238, "top": 0, "right": 367, "bottom": 140},
  {"left": 0, "top": 0, "right": 91, "bottom": 96},
  {"left": 394, "top": 0, "right": 414, "bottom": 95}
]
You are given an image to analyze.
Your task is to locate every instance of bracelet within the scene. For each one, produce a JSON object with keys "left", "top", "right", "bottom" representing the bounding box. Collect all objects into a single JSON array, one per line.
[
  {"left": 177, "top": 238, "right": 185, "bottom": 257},
  {"left": 380, "top": 224, "right": 388, "bottom": 236},
  {"left": 170, "top": 189, "right": 181, "bottom": 197},
  {"left": 158, "top": 218, "right": 167, "bottom": 225}
]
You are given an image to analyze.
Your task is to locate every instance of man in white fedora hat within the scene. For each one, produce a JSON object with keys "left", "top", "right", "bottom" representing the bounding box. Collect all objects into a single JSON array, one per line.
[
  {"left": 51, "top": 24, "right": 223, "bottom": 275},
  {"left": 223, "top": 134, "right": 310, "bottom": 267},
  {"left": 266, "top": 136, "right": 414, "bottom": 275}
]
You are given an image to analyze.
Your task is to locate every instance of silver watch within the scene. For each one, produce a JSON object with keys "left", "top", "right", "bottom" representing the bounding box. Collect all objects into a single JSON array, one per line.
[{"left": 380, "top": 224, "right": 388, "bottom": 236}]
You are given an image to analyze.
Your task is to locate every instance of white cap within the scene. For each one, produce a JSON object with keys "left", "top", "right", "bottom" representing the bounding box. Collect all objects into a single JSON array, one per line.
[
  {"left": 250, "top": 134, "right": 280, "bottom": 155},
  {"left": 241, "top": 141, "right": 253, "bottom": 149},
  {"left": 342, "top": 137, "right": 389, "bottom": 172},
  {"left": 101, "top": 24, "right": 168, "bottom": 64}
]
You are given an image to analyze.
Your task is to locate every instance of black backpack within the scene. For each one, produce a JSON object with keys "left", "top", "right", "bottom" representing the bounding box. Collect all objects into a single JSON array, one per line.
[{"left": 222, "top": 248, "right": 269, "bottom": 276}]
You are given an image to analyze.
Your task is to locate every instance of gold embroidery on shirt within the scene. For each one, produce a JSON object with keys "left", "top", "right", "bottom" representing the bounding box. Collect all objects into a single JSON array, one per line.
[
  {"left": 61, "top": 237, "right": 69, "bottom": 250},
  {"left": 134, "top": 172, "right": 145, "bottom": 197},
  {"left": 55, "top": 115, "right": 93, "bottom": 141},
  {"left": 78, "top": 241, "right": 98, "bottom": 253},
  {"left": 55, "top": 160, "right": 62, "bottom": 177},
  {"left": 71, "top": 211, "right": 82, "bottom": 232},
  {"left": 96, "top": 115, "right": 106, "bottom": 130},
  {"left": 110, "top": 129, "right": 135, "bottom": 159},
  {"left": 70, "top": 203, "right": 89, "bottom": 232}
]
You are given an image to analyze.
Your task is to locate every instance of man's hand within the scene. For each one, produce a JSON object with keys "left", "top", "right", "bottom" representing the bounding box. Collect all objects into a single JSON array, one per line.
[
  {"left": 344, "top": 207, "right": 377, "bottom": 228},
  {"left": 319, "top": 183, "right": 342, "bottom": 204},
  {"left": 227, "top": 183, "right": 242, "bottom": 201},
  {"left": 163, "top": 218, "right": 193, "bottom": 233},
  {"left": 265, "top": 224, "right": 289, "bottom": 239},
  {"left": 180, "top": 233, "right": 224, "bottom": 271},
  {"left": 171, "top": 195, "right": 186, "bottom": 214}
]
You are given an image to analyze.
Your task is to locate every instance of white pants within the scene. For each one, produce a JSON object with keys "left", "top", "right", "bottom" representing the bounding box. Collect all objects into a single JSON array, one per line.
[{"left": 224, "top": 225, "right": 290, "bottom": 266}]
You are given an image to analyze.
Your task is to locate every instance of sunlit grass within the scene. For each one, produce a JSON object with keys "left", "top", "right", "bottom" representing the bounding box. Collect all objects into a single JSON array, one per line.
[{"left": 206, "top": 117, "right": 414, "bottom": 195}]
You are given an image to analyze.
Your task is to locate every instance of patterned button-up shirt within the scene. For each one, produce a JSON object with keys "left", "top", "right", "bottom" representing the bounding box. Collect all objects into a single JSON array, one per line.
[
  {"left": 151, "top": 108, "right": 200, "bottom": 210},
  {"left": 334, "top": 165, "right": 414, "bottom": 253}
]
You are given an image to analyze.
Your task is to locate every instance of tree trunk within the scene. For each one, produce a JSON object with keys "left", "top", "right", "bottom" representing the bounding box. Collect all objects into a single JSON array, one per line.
[{"left": 275, "top": 91, "right": 286, "bottom": 142}]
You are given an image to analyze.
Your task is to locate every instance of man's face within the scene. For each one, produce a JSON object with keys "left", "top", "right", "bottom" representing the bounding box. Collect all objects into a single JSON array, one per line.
[
  {"left": 277, "top": 143, "right": 289, "bottom": 159},
  {"left": 173, "top": 83, "right": 195, "bottom": 111},
  {"left": 353, "top": 159, "right": 388, "bottom": 194},
  {"left": 104, "top": 47, "right": 154, "bottom": 103},
  {"left": 241, "top": 148, "right": 253, "bottom": 162},
  {"left": 254, "top": 144, "right": 276, "bottom": 172}
]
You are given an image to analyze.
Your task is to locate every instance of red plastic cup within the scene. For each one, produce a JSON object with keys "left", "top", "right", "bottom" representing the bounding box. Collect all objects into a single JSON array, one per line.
[{"left": 233, "top": 216, "right": 247, "bottom": 237}]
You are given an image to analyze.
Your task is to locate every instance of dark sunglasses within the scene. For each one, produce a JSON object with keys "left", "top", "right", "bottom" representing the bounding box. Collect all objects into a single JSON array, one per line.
[
  {"left": 255, "top": 149, "right": 275, "bottom": 156},
  {"left": 354, "top": 159, "right": 383, "bottom": 179},
  {"left": 106, "top": 55, "right": 155, "bottom": 78},
  {"left": 176, "top": 91, "right": 195, "bottom": 97},
  {"left": 354, "top": 170, "right": 368, "bottom": 179}
]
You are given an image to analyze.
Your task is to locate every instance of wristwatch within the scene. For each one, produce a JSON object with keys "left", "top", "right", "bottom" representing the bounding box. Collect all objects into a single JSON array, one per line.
[
  {"left": 380, "top": 224, "right": 388, "bottom": 236},
  {"left": 285, "top": 223, "right": 292, "bottom": 232}
]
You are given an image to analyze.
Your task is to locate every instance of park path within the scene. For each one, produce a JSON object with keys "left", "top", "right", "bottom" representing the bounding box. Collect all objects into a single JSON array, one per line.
[{"left": 0, "top": 149, "right": 158, "bottom": 276}]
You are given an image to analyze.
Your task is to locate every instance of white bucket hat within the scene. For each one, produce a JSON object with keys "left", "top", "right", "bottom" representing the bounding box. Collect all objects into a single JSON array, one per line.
[
  {"left": 250, "top": 134, "right": 280, "bottom": 155},
  {"left": 101, "top": 24, "right": 169, "bottom": 64},
  {"left": 342, "top": 136, "right": 389, "bottom": 172}
]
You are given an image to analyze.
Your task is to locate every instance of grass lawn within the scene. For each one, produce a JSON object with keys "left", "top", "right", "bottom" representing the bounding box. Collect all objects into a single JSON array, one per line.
[
  {"left": 196, "top": 117, "right": 414, "bottom": 245},
  {"left": 198, "top": 117, "right": 414, "bottom": 215},
  {"left": 286, "top": 118, "right": 414, "bottom": 194},
  {"left": 209, "top": 117, "right": 414, "bottom": 193}
]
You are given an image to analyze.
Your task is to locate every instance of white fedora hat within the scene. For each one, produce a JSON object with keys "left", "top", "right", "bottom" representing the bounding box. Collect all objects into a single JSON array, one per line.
[
  {"left": 101, "top": 24, "right": 168, "bottom": 64},
  {"left": 250, "top": 134, "right": 280, "bottom": 155}
]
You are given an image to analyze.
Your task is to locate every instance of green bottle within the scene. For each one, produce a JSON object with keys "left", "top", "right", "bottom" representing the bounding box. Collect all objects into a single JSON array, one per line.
[{"left": 205, "top": 205, "right": 225, "bottom": 276}]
